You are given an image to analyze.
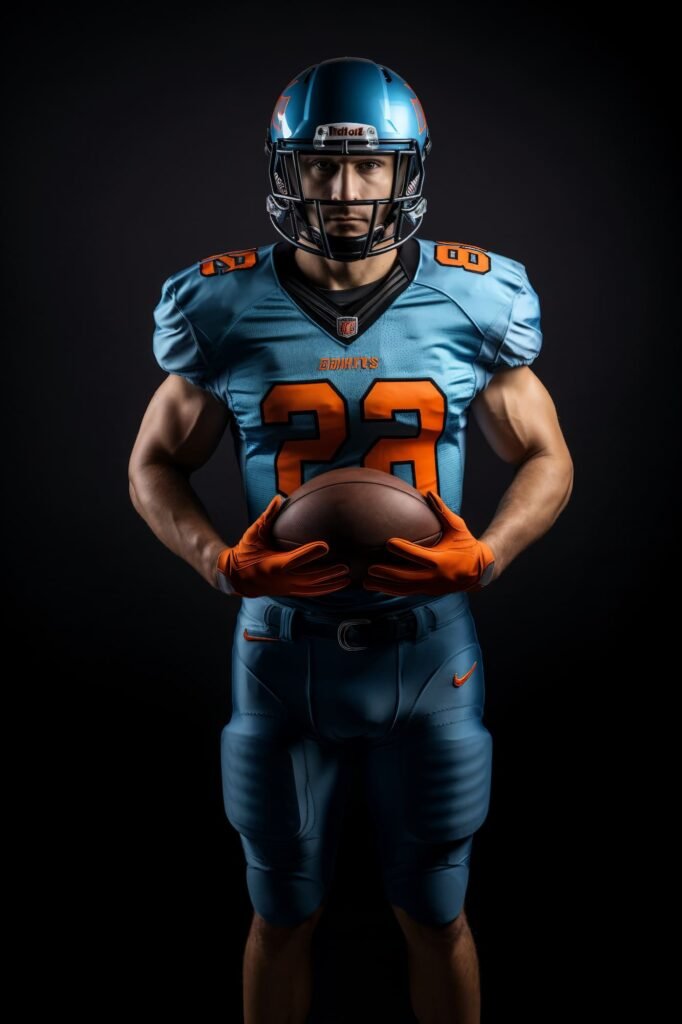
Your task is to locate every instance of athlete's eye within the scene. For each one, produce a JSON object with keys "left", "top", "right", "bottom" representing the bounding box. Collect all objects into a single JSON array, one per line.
[{"left": 308, "top": 160, "right": 383, "bottom": 173}]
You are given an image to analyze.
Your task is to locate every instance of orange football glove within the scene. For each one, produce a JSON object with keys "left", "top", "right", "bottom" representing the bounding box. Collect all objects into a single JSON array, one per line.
[
  {"left": 215, "top": 494, "right": 351, "bottom": 598},
  {"left": 362, "top": 490, "right": 496, "bottom": 596}
]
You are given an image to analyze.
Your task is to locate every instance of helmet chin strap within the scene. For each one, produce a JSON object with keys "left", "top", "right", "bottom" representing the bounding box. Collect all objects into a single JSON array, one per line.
[
  {"left": 304, "top": 203, "right": 400, "bottom": 262},
  {"left": 309, "top": 224, "right": 387, "bottom": 260}
]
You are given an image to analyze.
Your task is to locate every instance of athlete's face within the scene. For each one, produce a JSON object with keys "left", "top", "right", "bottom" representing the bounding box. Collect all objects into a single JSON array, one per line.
[{"left": 298, "top": 153, "right": 403, "bottom": 241}]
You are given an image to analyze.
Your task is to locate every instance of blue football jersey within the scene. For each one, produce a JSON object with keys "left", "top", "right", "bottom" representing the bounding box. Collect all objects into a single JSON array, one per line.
[{"left": 151, "top": 237, "right": 542, "bottom": 613}]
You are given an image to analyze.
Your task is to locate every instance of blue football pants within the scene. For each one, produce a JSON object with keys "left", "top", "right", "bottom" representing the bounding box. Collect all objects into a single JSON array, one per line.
[{"left": 220, "top": 590, "right": 492, "bottom": 928}]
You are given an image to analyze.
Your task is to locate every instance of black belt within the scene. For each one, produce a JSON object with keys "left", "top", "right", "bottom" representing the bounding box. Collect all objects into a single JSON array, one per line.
[{"left": 268, "top": 604, "right": 419, "bottom": 651}]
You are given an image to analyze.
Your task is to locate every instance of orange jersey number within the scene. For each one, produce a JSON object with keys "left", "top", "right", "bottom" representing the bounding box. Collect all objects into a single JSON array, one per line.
[{"left": 261, "top": 378, "right": 446, "bottom": 496}]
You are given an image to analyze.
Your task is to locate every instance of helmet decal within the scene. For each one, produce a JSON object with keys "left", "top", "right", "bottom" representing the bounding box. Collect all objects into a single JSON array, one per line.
[
  {"left": 410, "top": 97, "right": 427, "bottom": 135},
  {"left": 272, "top": 92, "right": 294, "bottom": 138},
  {"left": 313, "top": 123, "right": 379, "bottom": 148}
]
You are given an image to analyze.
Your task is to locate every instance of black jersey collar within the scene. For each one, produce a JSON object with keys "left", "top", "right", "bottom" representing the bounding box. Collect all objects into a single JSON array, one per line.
[{"left": 271, "top": 237, "right": 420, "bottom": 346}]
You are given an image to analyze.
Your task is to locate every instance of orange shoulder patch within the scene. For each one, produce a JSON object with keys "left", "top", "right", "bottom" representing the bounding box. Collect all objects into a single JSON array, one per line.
[
  {"left": 199, "top": 248, "right": 258, "bottom": 276},
  {"left": 434, "top": 241, "right": 491, "bottom": 275}
]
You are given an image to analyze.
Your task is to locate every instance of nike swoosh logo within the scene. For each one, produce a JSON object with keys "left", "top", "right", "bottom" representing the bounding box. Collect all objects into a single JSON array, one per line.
[
  {"left": 453, "top": 660, "right": 477, "bottom": 686},
  {"left": 243, "top": 628, "right": 280, "bottom": 643}
]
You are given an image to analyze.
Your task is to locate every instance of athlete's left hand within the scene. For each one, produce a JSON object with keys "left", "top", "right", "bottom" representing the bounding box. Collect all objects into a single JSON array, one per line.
[{"left": 362, "top": 490, "right": 496, "bottom": 596}]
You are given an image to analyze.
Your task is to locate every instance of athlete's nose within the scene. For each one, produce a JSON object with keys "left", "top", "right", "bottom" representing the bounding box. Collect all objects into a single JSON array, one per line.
[{"left": 330, "top": 164, "right": 361, "bottom": 203}]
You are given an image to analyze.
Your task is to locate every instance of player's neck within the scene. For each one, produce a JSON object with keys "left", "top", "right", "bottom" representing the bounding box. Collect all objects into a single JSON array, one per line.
[{"left": 293, "top": 246, "right": 399, "bottom": 290}]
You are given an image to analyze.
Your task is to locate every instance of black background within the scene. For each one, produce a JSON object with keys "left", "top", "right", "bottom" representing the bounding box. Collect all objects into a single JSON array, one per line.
[{"left": 7, "top": 5, "right": 673, "bottom": 1020}]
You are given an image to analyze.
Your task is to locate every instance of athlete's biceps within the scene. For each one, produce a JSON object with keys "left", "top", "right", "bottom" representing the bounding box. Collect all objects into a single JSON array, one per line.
[
  {"left": 130, "top": 374, "right": 231, "bottom": 475},
  {"left": 469, "top": 366, "right": 566, "bottom": 465}
]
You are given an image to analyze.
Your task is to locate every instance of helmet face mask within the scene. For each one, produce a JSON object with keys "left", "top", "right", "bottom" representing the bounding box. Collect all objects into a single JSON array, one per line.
[
  {"left": 265, "top": 58, "right": 431, "bottom": 262},
  {"left": 267, "top": 141, "right": 426, "bottom": 261}
]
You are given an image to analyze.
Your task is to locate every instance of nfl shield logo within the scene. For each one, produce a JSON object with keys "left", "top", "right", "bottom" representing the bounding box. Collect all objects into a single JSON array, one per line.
[{"left": 337, "top": 316, "right": 358, "bottom": 338}]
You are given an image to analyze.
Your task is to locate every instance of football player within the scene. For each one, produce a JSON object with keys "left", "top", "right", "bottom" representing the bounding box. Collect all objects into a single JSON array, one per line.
[{"left": 128, "top": 56, "right": 573, "bottom": 1024}]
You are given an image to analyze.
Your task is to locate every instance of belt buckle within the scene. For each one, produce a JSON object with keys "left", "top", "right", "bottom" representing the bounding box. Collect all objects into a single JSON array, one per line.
[{"left": 337, "top": 617, "right": 372, "bottom": 652}]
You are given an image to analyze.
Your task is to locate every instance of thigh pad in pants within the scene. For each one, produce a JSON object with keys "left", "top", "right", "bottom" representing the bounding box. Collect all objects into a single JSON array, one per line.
[
  {"left": 221, "top": 719, "right": 313, "bottom": 845},
  {"left": 402, "top": 707, "right": 493, "bottom": 843}
]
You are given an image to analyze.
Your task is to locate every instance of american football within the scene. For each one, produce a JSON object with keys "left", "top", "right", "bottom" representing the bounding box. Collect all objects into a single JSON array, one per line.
[{"left": 269, "top": 467, "right": 442, "bottom": 586}]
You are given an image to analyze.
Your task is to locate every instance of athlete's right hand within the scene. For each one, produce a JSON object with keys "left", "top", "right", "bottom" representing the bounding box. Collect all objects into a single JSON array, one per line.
[{"left": 215, "top": 494, "right": 352, "bottom": 598}]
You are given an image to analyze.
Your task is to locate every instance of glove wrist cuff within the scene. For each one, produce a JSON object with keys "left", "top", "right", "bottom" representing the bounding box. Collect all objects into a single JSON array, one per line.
[
  {"left": 476, "top": 541, "right": 496, "bottom": 588},
  {"left": 477, "top": 559, "right": 496, "bottom": 588},
  {"left": 216, "top": 547, "right": 239, "bottom": 596}
]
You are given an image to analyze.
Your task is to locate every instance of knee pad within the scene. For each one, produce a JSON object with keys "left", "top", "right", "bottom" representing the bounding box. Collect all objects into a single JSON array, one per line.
[
  {"left": 402, "top": 707, "right": 493, "bottom": 842},
  {"left": 386, "top": 835, "right": 474, "bottom": 928},
  {"left": 243, "top": 860, "right": 325, "bottom": 928}
]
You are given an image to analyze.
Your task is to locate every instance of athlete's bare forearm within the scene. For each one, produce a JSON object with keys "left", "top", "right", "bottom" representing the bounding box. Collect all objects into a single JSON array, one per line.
[
  {"left": 129, "top": 460, "right": 227, "bottom": 590},
  {"left": 478, "top": 450, "right": 573, "bottom": 583}
]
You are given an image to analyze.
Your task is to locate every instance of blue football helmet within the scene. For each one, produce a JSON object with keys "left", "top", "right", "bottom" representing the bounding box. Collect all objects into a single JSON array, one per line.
[{"left": 265, "top": 56, "right": 432, "bottom": 262}]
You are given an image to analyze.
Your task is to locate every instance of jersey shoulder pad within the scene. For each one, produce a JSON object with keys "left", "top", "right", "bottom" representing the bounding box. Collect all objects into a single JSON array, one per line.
[
  {"left": 418, "top": 238, "right": 543, "bottom": 372},
  {"left": 152, "top": 244, "right": 273, "bottom": 387}
]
